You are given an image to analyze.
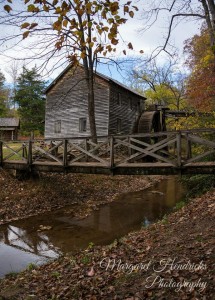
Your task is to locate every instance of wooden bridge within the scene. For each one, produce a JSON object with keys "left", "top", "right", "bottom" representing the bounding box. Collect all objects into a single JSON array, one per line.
[{"left": 1, "top": 129, "right": 215, "bottom": 175}]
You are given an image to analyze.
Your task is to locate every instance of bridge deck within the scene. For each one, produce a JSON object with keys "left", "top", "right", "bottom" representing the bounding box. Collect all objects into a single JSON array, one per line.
[{"left": 2, "top": 160, "right": 215, "bottom": 175}]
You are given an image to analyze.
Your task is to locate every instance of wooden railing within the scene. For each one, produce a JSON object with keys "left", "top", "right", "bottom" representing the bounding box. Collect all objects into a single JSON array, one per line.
[{"left": 0, "top": 129, "right": 215, "bottom": 175}]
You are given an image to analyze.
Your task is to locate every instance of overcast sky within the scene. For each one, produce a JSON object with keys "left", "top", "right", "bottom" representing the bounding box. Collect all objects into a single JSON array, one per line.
[{"left": 0, "top": 0, "right": 202, "bottom": 84}]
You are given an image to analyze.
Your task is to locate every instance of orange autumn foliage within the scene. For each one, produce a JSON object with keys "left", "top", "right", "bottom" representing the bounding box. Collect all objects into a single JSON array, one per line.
[{"left": 184, "top": 28, "right": 215, "bottom": 112}]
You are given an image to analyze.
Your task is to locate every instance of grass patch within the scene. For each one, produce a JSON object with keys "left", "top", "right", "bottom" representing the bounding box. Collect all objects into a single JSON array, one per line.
[
  {"left": 174, "top": 200, "right": 186, "bottom": 211},
  {"left": 27, "top": 263, "right": 37, "bottom": 271},
  {"left": 4, "top": 271, "right": 19, "bottom": 279},
  {"left": 3, "top": 142, "right": 27, "bottom": 161},
  {"left": 180, "top": 174, "right": 215, "bottom": 199},
  {"left": 161, "top": 214, "right": 168, "bottom": 224}
]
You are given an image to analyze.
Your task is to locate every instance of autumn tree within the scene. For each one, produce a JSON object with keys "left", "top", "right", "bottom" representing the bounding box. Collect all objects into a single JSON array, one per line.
[
  {"left": 184, "top": 27, "right": 215, "bottom": 112},
  {"left": 128, "top": 59, "right": 187, "bottom": 110},
  {"left": 141, "top": 0, "right": 215, "bottom": 59},
  {"left": 14, "top": 67, "right": 46, "bottom": 135},
  {"left": 3, "top": 0, "right": 139, "bottom": 141}
]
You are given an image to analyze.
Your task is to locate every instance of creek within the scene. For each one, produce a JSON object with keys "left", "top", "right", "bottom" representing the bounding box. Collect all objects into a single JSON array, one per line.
[{"left": 0, "top": 176, "right": 185, "bottom": 277}]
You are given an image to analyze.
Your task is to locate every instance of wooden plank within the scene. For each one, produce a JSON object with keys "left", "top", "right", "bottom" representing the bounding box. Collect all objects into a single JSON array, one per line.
[
  {"left": 110, "top": 136, "right": 114, "bottom": 168},
  {"left": 69, "top": 143, "right": 109, "bottom": 165},
  {"left": 130, "top": 136, "right": 172, "bottom": 148},
  {"left": 33, "top": 145, "right": 63, "bottom": 164},
  {"left": 70, "top": 140, "right": 110, "bottom": 163},
  {"left": 84, "top": 138, "right": 89, "bottom": 162},
  {"left": 28, "top": 140, "right": 32, "bottom": 166},
  {"left": 0, "top": 141, "right": 3, "bottom": 166},
  {"left": 184, "top": 150, "right": 215, "bottom": 164},
  {"left": 188, "top": 134, "right": 215, "bottom": 148},
  {"left": 48, "top": 141, "right": 63, "bottom": 152},
  {"left": 176, "top": 131, "right": 181, "bottom": 167},
  {"left": 185, "top": 133, "right": 192, "bottom": 159},
  {"left": 22, "top": 143, "right": 28, "bottom": 159},
  {"left": 115, "top": 138, "right": 173, "bottom": 163},
  {"left": 115, "top": 137, "right": 177, "bottom": 166},
  {"left": 63, "top": 139, "right": 68, "bottom": 167}
]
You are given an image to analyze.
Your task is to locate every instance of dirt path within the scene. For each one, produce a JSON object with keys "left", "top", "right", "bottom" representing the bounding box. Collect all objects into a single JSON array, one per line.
[{"left": 0, "top": 177, "right": 214, "bottom": 299}]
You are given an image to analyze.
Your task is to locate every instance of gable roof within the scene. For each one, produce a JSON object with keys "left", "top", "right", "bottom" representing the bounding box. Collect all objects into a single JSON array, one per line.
[
  {"left": 45, "top": 64, "right": 146, "bottom": 99},
  {"left": 0, "top": 118, "right": 20, "bottom": 128}
]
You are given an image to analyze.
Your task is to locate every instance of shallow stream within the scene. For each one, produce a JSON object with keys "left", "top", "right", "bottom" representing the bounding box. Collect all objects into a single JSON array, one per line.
[{"left": 0, "top": 176, "right": 185, "bottom": 277}]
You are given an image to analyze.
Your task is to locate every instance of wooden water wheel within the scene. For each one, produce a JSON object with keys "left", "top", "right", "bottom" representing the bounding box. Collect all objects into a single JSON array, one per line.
[
  {"left": 132, "top": 110, "right": 166, "bottom": 161},
  {"left": 138, "top": 111, "right": 162, "bottom": 134}
]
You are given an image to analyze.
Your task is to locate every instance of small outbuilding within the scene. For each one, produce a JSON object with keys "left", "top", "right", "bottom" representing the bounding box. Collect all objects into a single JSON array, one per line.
[
  {"left": 0, "top": 118, "right": 20, "bottom": 141},
  {"left": 45, "top": 65, "right": 146, "bottom": 139}
]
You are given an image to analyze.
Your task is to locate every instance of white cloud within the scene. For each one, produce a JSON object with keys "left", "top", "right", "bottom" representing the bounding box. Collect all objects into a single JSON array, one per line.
[{"left": 0, "top": 0, "right": 203, "bottom": 84}]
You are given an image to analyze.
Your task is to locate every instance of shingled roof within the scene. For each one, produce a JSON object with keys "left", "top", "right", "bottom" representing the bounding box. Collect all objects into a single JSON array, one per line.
[{"left": 0, "top": 118, "right": 20, "bottom": 128}]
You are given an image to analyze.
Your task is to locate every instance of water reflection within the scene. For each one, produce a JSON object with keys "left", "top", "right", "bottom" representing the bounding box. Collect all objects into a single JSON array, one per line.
[
  {"left": 1, "top": 225, "right": 58, "bottom": 258},
  {"left": 0, "top": 176, "right": 185, "bottom": 277}
]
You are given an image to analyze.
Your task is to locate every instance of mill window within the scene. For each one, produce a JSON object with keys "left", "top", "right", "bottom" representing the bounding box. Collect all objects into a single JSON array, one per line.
[{"left": 79, "top": 118, "right": 87, "bottom": 132}]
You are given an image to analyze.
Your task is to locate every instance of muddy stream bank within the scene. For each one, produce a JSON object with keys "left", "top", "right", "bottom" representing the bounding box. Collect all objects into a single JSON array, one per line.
[{"left": 0, "top": 176, "right": 185, "bottom": 277}]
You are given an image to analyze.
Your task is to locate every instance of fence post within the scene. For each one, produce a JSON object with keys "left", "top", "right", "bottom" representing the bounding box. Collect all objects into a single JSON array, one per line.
[
  {"left": 128, "top": 136, "right": 131, "bottom": 156},
  {"left": 85, "top": 138, "right": 89, "bottom": 162},
  {"left": 28, "top": 140, "right": 32, "bottom": 167},
  {"left": 63, "top": 139, "right": 68, "bottom": 167},
  {"left": 110, "top": 136, "right": 114, "bottom": 169},
  {"left": 186, "top": 133, "right": 192, "bottom": 160},
  {"left": 177, "top": 131, "right": 181, "bottom": 167},
  {"left": 22, "top": 142, "right": 27, "bottom": 159},
  {"left": 0, "top": 141, "right": 3, "bottom": 167}
]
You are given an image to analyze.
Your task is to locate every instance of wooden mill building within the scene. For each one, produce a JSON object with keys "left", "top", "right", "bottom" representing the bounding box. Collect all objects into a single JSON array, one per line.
[
  {"left": 0, "top": 118, "right": 20, "bottom": 141},
  {"left": 45, "top": 65, "right": 146, "bottom": 138}
]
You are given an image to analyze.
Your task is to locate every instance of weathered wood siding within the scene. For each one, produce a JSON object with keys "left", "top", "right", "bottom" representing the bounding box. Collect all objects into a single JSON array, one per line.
[
  {"left": 0, "top": 129, "right": 18, "bottom": 141},
  {"left": 45, "top": 67, "right": 109, "bottom": 139},
  {"left": 108, "top": 83, "right": 143, "bottom": 135}
]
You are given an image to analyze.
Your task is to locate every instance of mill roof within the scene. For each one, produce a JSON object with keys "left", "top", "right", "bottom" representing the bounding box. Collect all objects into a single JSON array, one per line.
[{"left": 45, "top": 64, "right": 146, "bottom": 100}]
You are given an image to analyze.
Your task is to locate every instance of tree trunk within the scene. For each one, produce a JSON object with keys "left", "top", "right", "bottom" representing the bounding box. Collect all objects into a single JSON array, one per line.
[
  {"left": 202, "top": 0, "right": 215, "bottom": 58},
  {"left": 87, "top": 68, "right": 97, "bottom": 143}
]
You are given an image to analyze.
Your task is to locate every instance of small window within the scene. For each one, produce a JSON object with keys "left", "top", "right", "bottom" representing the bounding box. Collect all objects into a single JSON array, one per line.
[
  {"left": 129, "top": 97, "right": 133, "bottom": 110},
  {"left": 117, "top": 92, "right": 122, "bottom": 106},
  {"left": 116, "top": 118, "right": 122, "bottom": 133},
  {"left": 79, "top": 117, "right": 87, "bottom": 132},
  {"left": 54, "top": 120, "right": 61, "bottom": 133}
]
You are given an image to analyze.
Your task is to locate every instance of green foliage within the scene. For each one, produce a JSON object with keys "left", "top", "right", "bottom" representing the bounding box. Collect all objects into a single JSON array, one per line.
[
  {"left": 27, "top": 262, "right": 37, "bottom": 271},
  {"left": 181, "top": 174, "right": 215, "bottom": 199},
  {"left": 5, "top": 271, "right": 19, "bottom": 279},
  {"left": 81, "top": 254, "right": 91, "bottom": 264},
  {"left": 88, "top": 242, "right": 94, "bottom": 249},
  {"left": 0, "top": 70, "right": 9, "bottom": 117},
  {"left": 166, "top": 112, "right": 215, "bottom": 131},
  {"left": 161, "top": 214, "right": 168, "bottom": 224},
  {"left": 51, "top": 271, "right": 61, "bottom": 278},
  {"left": 128, "top": 58, "right": 187, "bottom": 111},
  {"left": 174, "top": 200, "right": 186, "bottom": 211},
  {"left": 145, "top": 84, "right": 187, "bottom": 110},
  {"left": 14, "top": 67, "right": 46, "bottom": 136}
]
